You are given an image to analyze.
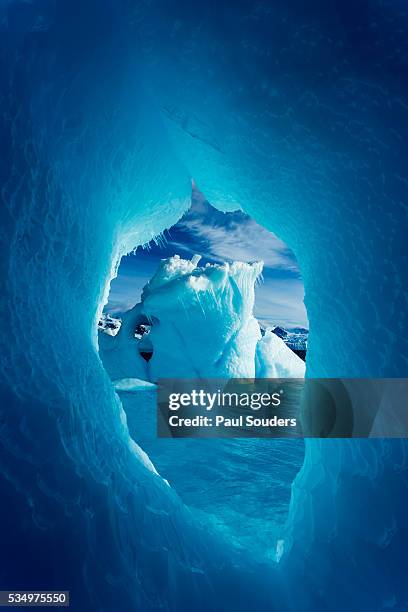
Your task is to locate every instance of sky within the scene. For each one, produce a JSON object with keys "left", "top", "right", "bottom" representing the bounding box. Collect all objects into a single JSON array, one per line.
[{"left": 106, "top": 191, "right": 308, "bottom": 329}]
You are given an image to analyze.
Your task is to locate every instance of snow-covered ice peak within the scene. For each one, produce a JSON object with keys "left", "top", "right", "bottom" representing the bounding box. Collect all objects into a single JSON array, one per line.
[
  {"left": 141, "top": 253, "right": 202, "bottom": 297},
  {"left": 141, "top": 254, "right": 263, "bottom": 302}
]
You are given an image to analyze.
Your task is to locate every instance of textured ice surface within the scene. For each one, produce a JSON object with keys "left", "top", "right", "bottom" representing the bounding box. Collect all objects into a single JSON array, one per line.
[
  {"left": 1, "top": 1, "right": 408, "bottom": 611},
  {"left": 137, "top": 254, "right": 261, "bottom": 379},
  {"left": 98, "top": 302, "right": 151, "bottom": 382}
]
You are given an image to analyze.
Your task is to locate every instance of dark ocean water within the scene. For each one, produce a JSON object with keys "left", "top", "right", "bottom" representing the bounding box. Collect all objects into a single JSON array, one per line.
[{"left": 122, "top": 387, "right": 305, "bottom": 560}]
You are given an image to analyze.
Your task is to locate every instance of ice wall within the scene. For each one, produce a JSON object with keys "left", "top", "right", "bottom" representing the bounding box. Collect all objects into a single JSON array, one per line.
[
  {"left": 1, "top": 3, "right": 272, "bottom": 610},
  {"left": 1, "top": 1, "right": 407, "bottom": 611},
  {"left": 135, "top": 3, "right": 408, "bottom": 608}
]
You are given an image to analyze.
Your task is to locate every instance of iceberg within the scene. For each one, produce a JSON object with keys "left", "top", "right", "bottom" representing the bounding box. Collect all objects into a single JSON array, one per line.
[
  {"left": 142, "top": 254, "right": 263, "bottom": 379},
  {"left": 113, "top": 378, "right": 156, "bottom": 391},
  {"left": 99, "top": 254, "right": 305, "bottom": 382},
  {"left": 256, "top": 330, "right": 306, "bottom": 378}
]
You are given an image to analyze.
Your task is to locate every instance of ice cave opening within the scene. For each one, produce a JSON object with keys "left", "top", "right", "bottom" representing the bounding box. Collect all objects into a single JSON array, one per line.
[
  {"left": 2, "top": 3, "right": 408, "bottom": 609},
  {"left": 98, "top": 190, "right": 309, "bottom": 560}
]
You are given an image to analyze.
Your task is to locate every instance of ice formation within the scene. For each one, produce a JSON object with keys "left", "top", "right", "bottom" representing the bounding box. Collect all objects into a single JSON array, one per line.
[
  {"left": 1, "top": 2, "right": 407, "bottom": 611},
  {"left": 99, "top": 254, "right": 305, "bottom": 382},
  {"left": 98, "top": 302, "right": 151, "bottom": 382},
  {"left": 256, "top": 330, "right": 306, "bottom": 378},
  {"left": 113, "top": 378, "right": 156, "bottom": 391},
  {"left": 139, "top": 254, "right": 262, "bottom": 379}
]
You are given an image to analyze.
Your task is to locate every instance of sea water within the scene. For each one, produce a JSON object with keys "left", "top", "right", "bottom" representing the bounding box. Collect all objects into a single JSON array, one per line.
[{"left": 121, "top": 387, "right": 304, "bottom": 561}]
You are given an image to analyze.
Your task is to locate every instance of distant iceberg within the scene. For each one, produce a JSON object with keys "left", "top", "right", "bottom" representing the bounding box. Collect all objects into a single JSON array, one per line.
[
  {"left": 113, "top": 378, "right": 156, "bottom": 391},
  {"left": 256, "top": 329, "right": 306, "bottom": 378}
]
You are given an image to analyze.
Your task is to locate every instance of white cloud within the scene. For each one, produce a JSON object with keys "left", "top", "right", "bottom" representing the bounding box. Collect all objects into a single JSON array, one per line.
[
  {"left": 255, "top": 278, "right": 308, "bottom": 328},
  {"left": 106, "top": 200, "right": 308, "bottom": 327},
  {"left": 175, "top": 213, "right": 299, "bottom": 272}
]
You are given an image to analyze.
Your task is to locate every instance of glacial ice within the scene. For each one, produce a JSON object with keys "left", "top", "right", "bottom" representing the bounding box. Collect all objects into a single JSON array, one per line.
[
  {"left": 113, "top": 378, "right": 156, "bottom": 391},
  {"left": 256, "top": 330, "right": 306, "bottom": 378},
  {"left": 100, "top": 254, "right": 305, "bottom": 382},
  {"left": 1, "top": 1, "right": 408, "bottom": 611},
  {"left": 98, "top": 302, "right": 151, "bottom": 382},
  {"left": 140, "top": 254, "right": 262, "bottom": 379}
]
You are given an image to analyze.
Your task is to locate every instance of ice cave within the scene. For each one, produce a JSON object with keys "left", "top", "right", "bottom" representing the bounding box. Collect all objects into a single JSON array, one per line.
[{"left": 1, "top": 1, "right": 407, "bottom": 611}]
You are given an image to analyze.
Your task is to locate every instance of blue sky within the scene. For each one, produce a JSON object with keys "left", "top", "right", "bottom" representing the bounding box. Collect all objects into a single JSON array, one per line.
[{"left": 106, "top": 192, "right": 308, "bottom": 329}]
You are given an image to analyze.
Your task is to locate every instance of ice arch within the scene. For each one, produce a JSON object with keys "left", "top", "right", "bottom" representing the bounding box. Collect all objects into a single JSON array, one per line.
[{"left": 0, "top": 2, "right": 407, "bottom": 611}]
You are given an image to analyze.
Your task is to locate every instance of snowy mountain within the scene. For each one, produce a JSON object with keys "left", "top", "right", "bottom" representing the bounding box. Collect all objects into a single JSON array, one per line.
[
  {"left": 270, "top": 325, "right": 287, "bottom": 339},
  {"left": 271, "top": 325, "right": 308, "bottom": 360},
  {"left": 257, "top": 324, "right": 308, "bottom": 360},
  {"left": 98, "top": 313, "right": 122, "bottom": 336}
]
